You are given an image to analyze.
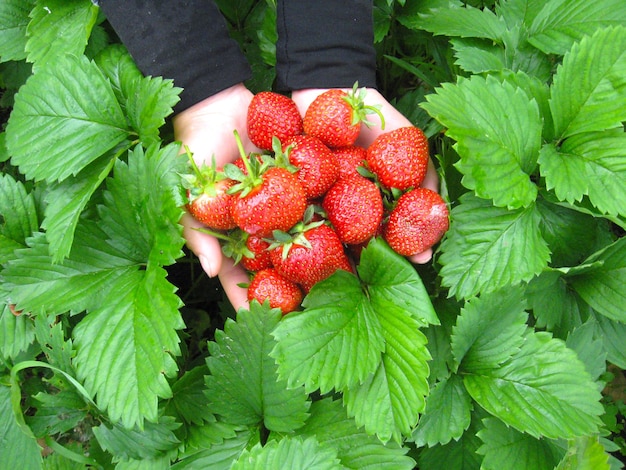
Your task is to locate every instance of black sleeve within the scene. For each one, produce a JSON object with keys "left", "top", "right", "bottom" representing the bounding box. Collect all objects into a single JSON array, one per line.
[
  {"left": 98, "top": 0, "right": 252, "bottom": 113},
  {"left": 275, "top": 0, "right": 377, "bottom": 91}
]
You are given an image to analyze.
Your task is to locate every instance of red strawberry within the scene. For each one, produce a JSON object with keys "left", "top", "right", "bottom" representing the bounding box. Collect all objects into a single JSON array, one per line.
[
  {"left": 332, "top": 145, "right": 368, "bottom": 179},
  {"left": 282, "top": 134, "right": 339, "bottom": 199},
  {"left": 240, "top": 233, "right": 273, "bottom": 272},
  {"left": 303, "top": 83, "right": 385, "bottom": 148},
  {"left": 322, "top": 175, "right": 383, "bottom": 245},
  {"left": 247, "top": 91, "right": 303, "bottom": 151},
  {"left": 225, "top": 131, "right": 307, "bottom": 237},
  {"left": 248, "top": 268, "right": 303, "bottom": 314},
  {"left": 383, "top": 188, "right": 449, "bottom": 256},
  {"left": 182, "top": 151, "right": 237, "bottom": 230},
  {"left": 270, "top": 223, "right": 353, "bottom": 291},
  {"left": 366, "top": 126, "right": 430, "bottom": 191}
]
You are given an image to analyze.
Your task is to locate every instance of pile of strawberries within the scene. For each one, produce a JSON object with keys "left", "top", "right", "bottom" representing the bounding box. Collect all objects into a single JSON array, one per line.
[{"left": 183, "top": 84, "right": 449, "bottom": 314}]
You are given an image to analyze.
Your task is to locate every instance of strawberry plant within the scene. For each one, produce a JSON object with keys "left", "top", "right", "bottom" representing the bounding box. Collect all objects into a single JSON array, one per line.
[{"left": 1, "top": 0, "right": 626, "bottom": 469}]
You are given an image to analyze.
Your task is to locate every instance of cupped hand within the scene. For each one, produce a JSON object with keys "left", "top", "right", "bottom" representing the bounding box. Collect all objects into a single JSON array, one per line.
[
  {"left": 173, "top": 83, "right": 256, "bottom": 311},
  {"left": 291, "top": 87, "right": 440, "bottom": 264}
]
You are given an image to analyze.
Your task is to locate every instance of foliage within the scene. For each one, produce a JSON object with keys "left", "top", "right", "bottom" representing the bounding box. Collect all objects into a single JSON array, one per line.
[{"left": 1, "top": 0, "right": 625, "bottom": 468}]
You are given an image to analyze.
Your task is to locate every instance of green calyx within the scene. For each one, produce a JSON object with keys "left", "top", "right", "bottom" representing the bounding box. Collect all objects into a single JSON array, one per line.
[{"left": 343, "top": 81, "right": 386, "bottom": 130}]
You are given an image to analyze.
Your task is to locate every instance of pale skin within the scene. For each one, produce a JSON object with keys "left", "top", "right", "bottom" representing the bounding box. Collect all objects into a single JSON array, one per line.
[{"left": 174, "top": 83, "right": 440, "bottom": 311}]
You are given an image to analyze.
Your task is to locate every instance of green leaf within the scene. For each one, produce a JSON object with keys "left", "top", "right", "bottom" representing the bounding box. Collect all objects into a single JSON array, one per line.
[
  {"left": 412, "top": 374, "right": 473, "bottom": 448},
  {"left": 592, "top": 313, "right": 626, "bottom": 369},
  {"left": 28, "top": 389, "right": 87, "bottom": 437},
  {"left": 549, "top": 26, "right": 626, "bottom": 139},
  {"left": 555, "top": 436, "right": 611, "bottom": 470},
  {"left": 0, "top": 0, "right": 34, "bottom": 62},
  {"left": 72, "top": 266, "right": 183, "bottom": 428},
  {"left": 0, "top": 304, "right": 36, "bottom": 361},
  {"left": 539, "top": 132, "right": 626, "bottom": 218},
  {"left": 463, "top": 330, "right": 604, "bottom": 439},
  {"left": 92, "top": 417, "right": 180, "bottom": 461},
  {"left": 565, "top": 320, "right": 606, "bottom": 382},
  {"left": 528, "top": 0, "right": 626, "bottom": 55},
  {"left": 5, "top": 53, "right": 130, "bottom": 183},
  {"left": 477, "top": 417, "right": 564, "bottom": 470},
  {"left": 422, "top": 75, "right": 541, "bottom": 209},
  {"left": 358, "top": 237, "right": 438, "bottom": 327},
  {"left": 164, "top": 365, "right": 215, "bottom": 426},
  {"left": 342, "top": 301, "right": 431, "bottom": 443},
  {"left": 1, "top": 225, "right": 138, "bottom": 316},
  {"left": 0, "top": 172, "right": 39, "bottom": 261},
  {"left": 173, "top": 430, "right": 252, "bottom": 470},
  {"left": 42, "top": 156, "right": 115, "bottom": 263},
  {"left": 231, "top": 436, "right": 343, "bottom": 470},
  {"left": 96, "top": 45, "right": 181, "bottom": 146},
  {"left": 296, "top": 398, "right": 415, "bottom": 469},
  {"left": 271, "top": 270, "right": 385, "bottom": 394},
  {"left": 438, "top": 193, "right": 550, "bottom": 299},
  {"left": 410, "top": 3, "right": 506, "bottom": 41},
  {"left": 205, "top": 303, "right": 310, "bottom": 433},
  {"left": 99, "top": 144, "right": 186, "bottom": 267},
  {"left": 567, "top": 237, "right": 626, "bottom": 323},
  {"left": 495, "top": 0, "right": 546, "bottom": 28},
  {"left": 451, "top": 287, "right": 528, "bottom": 374},
  {"left": 0, "top": 384, "right": 42, "bottom": 469},
  {"left": 25, "top": 0, "right": 98, "bottom": 70}
]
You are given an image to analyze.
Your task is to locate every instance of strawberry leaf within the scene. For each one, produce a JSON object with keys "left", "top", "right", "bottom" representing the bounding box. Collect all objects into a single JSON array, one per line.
[
  {"left": 463, "top": 329, "right": 604, "bottom": 439},
  {"left": 231, "top": 436, "right": 342, "bottom": 470},
  {"left": 528, "top": 0, "right": 626, "bottom": 56},
  {"left": 42, "top": 156, "right": 115, "bottom": 263},
  {"left": 0, "top": 173, "right": 38, "bottom": 262},
  {"left": 0, "top": 303, "right": 36, "bottom": 362},
  {"left": 539, "top": 132, "right": 626, "bottom": 218},
  {"left": 5, "top": 53, "right": 131, "bottom": 183},
  {"left": 295, "top": 397, "right": 416, "bottom": 469},
  {"left": 0, "top": 0, "right": 34, "bottom": 62},
  {"left": 271, "top": 270, "right": 385, "bottom": 394},
  {"left": 95, "top": 44, "right": 182, "bottom": 146},
  {"left": 25, "top": 0, "right": 98, "bottom": 71},
  {"left": 593, "top": 313, "right": 626, "bottom": 369},
  {"left": 205, "top": 302, "right": 310, "bottom": 433},
  {"left": 477, "top": 417, "right": 565, "bottom": 470},
  {"left": 567, "top": 237, "right": 626, "bottom": 323},
  {"left": 555, "top": 436, "right": 612, "bottom": 470},
  {"left": 438, "top": 193, "right": 550, "bottom": 299},
  {"left": 411, "top": 375, "right": 473, "bottom": 448},
  {"left": 422, "top": 74, "right": 541, "bottom": 209},
  {"left": 549, "top": 26, "right": 626, "bottom": 140},
  {"left": 0, "top": 385, "right": 43, "bottom": 469}
]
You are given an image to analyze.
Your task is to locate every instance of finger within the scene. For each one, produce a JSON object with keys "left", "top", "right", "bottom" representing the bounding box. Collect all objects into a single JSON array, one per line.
[
  {"left": 181, "top": 213, "right": 224, "bottom": 277},
  {"left": 218, "top": 256, "right": 250, "bottom": 312},
  {"left": 409, "top": 248, "right": 433, "bottom": 265}
]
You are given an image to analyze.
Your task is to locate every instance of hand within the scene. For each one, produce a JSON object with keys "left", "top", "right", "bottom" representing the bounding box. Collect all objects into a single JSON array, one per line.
[
  {"left": 291, "top": 87, "right": 440, "bottom": 264},
  {"left": 173, "top": 83, "right": 256, "bottom": 311}
]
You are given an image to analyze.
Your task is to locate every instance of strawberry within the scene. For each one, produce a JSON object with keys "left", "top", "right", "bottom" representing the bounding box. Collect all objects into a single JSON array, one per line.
[
  {"left": 225, "top": 131, "right": 307, "bottom": 237},
  {"left": 282, "top": 134, "right": 339, "bottom": 199},
  {"left": 366, "top": 126, "right": 430, "bottom": 191},
  {"left": 247, "top": 91, "right": 303, "bottom": 151},
  {"left": 182, "top": 150, "right": 237, "bottom": 230},
  {"left": 248, "top": 268, "right": 303, "bottom": 314},
  {"left": 383, "top": 187, "right": 449, "bottom": 256},
  {"left": 240, "top": 233, "right": 273, "bottom": 272},
  {"left": 303, "top": 83, "right": 385, "bottom": 148},
  {"left": 332, "top": 145, "right": 368, "bottom": 179},
  {"left": 270, "top": 223, "right": 353, "bottom": 291},
  {"left": 322, "top": 175, "right": 383, "bottom": 245}
]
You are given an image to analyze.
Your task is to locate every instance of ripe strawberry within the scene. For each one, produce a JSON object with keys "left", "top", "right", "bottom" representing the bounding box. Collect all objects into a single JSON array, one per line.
[
  {"left": 240, "top": 233, "right": 273, "bottom": 272},
  {"left": 303, "top": 83, "right": 385, "bottom": 148},
  {"left": 322, "top": 175, "right": 383, "bottom": 245},
  {"left": 270, "top": 223, "right": 353, "bottom": 291},
  {"left": 225, "top": 131, "right": 307, "bottom": 237},
  {"left": 282, "top": 134, "right": 339, "bottom": 199},
  {"left": 366, "top": 126, "right": 430, "bottom": 191},
  {"left": 247, "top": 91, "right": 303, "bottom": 151},
  {"left": 248, "top": 268, "right": 303, "bottom": 314},
  {"left": 383, "top": 188, "right": 449, "bottom": 256},
  {"left": 332, "top": 145, "right": 368, "bottom": 179},
  {"left": 182, "top": 151, "right": 237, "bottom": 230}
]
